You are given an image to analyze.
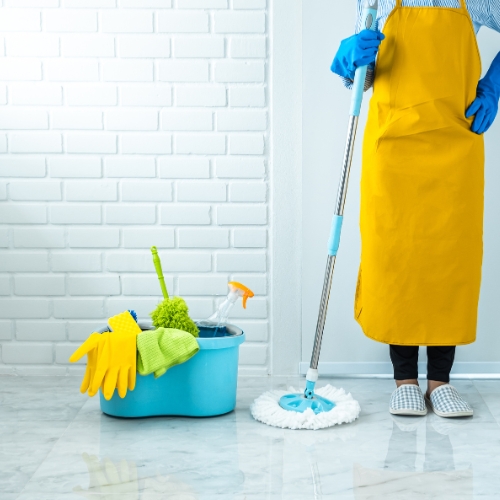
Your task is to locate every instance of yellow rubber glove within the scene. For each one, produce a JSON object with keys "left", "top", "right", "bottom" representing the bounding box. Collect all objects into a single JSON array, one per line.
[
  {"left": 71, "top": 312, "right": 141, "bottom": 400},
  {"left": 94, "top": 328, "right": 138, "bottom": 401},
  {"left": 69, "top": 332, "right": 108, "bottom": 397},
  {"left": 92, "top": 311, "right": 141, "bottom": 400}
]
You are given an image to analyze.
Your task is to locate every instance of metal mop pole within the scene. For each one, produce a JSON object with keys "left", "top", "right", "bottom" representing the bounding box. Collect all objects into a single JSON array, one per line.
[{"left": 304, "top": 0, "right": 379, "bottom": 399}]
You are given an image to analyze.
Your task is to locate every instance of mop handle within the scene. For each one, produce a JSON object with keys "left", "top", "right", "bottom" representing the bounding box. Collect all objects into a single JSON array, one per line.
[
  {"left": 151, "top": 246, "right": 169, "bottom": 300},
  {"left": 327, "top": 0, "right": 378, "bottom": 257},
  {"left": 308, "top": 0, "right": 379, "bottom": 380}
]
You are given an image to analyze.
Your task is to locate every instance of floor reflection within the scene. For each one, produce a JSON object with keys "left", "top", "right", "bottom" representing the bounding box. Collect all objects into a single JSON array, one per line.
[
  {"left": 92, "top": 411, "right": 245, "bottom": 498},
  {"left": 354, "top": 417, "right": 473, "bottom": 500},
  {"left": 74, "top": 453, "right": 198, "bottom": 499},
  {"left": 4, "top": 377, "right": 500, "bottom": 499}
]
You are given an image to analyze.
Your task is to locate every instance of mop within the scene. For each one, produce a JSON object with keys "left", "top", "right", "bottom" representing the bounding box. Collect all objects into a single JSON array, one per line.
[{"left": 251, "top": 0, "right": 379, "bottom": 430}]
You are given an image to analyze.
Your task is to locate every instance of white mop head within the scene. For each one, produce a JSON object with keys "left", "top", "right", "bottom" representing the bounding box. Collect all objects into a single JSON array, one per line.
[{"left": 250, "top": 385, "right": 360, "bottom": 430}]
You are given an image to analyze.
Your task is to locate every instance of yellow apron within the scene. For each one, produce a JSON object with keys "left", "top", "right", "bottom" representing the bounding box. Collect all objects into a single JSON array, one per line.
[{"left": 355, "top": 0, "right": 484, "bottom": 346}]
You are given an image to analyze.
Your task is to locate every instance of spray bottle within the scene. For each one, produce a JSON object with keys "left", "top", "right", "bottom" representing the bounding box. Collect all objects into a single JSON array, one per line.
[{"left": 198, "top": 282, "right": 254, "bottom": 334}]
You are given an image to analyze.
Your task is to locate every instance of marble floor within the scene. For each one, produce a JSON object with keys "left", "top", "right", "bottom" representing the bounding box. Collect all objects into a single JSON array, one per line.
[{"left": 1, "top": 376, "right": 500, "bottom": 499}]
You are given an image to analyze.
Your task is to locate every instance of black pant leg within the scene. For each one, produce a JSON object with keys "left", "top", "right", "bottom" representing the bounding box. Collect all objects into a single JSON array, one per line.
[
  {"left": 390, "top": 345, "right": 419, "bottom": 380},
  {"left": 427, "top": 346, "right": 456, "bottom": 382}
]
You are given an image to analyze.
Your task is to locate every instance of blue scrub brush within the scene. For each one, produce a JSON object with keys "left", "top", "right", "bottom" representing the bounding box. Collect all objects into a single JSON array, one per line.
[{"left": 251, "top": 0, "right": 378, "bottom": 429}]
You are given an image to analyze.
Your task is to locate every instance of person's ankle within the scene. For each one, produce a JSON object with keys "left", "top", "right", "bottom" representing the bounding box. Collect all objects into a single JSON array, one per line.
[
  {"left": 426, "top": 380, "right": 447, "bottom": 398},
  {"left": 396, "top": 379, "right": 419, "bottom": 388}
]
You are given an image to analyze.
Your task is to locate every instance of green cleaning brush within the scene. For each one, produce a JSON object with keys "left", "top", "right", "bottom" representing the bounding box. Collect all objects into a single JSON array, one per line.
[
  {"left": 151, "top": 246, "right": 169, "bottom": 300},
  {"left": 150, "top": 247, "right": 199, "bottom": 337}
]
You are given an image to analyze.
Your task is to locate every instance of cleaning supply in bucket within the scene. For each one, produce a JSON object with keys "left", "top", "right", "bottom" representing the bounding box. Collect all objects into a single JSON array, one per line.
[
  {"left": 137, "top": 327, "right": 199, "bottom": 378},
  {"left": 70, "top": 332, "right": 106, "bottom": 397},
  {"left": 70, "top": 311, "right": 141, "bottom": 400},
  {"left": 251, "top": 0, "right": 379, "bottom": 430},
  {"left": 150, "top": 246, "right": 199, "bottom": 336},
  {"left": 108, "top": 310, "right": 142, "bottom": 337},
  {"left": 197, "top": 281, "right": 254, "bottom": 336}
]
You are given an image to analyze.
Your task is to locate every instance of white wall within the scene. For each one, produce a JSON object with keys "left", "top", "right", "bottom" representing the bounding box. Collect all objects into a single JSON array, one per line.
[
  {"left": 302, "top": 0, "right": 500, "bottom": 375},
  {"left": 0, "top": 0, "right": 269, "bottom": 376},
  {"left": 270, "top": 0, "right": 303, "bottom": 375}
]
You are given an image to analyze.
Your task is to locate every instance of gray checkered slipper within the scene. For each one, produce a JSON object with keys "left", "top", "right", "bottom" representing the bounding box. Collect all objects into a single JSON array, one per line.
[
  {"left": 390, "top": 384, "right": 427, "bottom": 416},
  {"left": 426, "top": 384, "right": 473, "bottom": 418}
]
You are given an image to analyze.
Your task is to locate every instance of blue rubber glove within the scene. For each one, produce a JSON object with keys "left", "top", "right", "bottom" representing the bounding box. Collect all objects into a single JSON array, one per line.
[
  {"left": 331, "top": 30, "right": 385, "bottom": 80},
  {"left": 466, "top": 52, "right": 500, "bottom": 135}
]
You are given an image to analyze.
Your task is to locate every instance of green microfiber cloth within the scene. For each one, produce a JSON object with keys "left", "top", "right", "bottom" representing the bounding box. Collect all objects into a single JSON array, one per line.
[{"left": 137, "top": 327, "right": 199, "bottom": 379}]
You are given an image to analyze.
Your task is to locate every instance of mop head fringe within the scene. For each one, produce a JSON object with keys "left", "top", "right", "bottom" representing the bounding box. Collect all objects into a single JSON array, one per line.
[{"left": 251, "top": 385, "right": 360, "bottom": 430}]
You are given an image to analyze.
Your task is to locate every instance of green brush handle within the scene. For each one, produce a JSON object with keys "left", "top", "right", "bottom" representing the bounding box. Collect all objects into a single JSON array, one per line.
[{"left": 151, "top": 246, "right": 169, "bottom": 300}]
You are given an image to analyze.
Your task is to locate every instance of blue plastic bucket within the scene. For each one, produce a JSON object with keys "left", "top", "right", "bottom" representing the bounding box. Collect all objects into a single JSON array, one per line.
[{"left": 99, "top": 322, "right": 245, "bottom": 418}]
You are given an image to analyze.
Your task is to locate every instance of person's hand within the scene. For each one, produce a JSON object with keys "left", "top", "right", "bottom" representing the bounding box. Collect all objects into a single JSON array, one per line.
[
  {"left": 331, "top": 30, "right": 385, "bottom": 80},
  {"left": 466, "top": 52, "right": 500, "bottom": 135},
  {"left": 466, "top": 80, "right": 499, "bottom": 134}
]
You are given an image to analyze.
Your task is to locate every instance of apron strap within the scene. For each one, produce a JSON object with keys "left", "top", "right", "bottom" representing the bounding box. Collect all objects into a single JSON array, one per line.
[{"left": 395, "top": 0, "right": 402, "bottom": 7}]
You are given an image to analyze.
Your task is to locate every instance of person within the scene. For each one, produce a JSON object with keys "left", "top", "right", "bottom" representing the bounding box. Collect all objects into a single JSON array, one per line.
[{"left": 331, "top": 0, "right": 500, "bottom": 418}]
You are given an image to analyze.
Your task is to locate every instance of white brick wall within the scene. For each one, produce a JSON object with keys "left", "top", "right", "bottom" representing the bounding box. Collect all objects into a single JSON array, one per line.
[{"left": 0, "top": 0, "right": 269, "bottom": 374}]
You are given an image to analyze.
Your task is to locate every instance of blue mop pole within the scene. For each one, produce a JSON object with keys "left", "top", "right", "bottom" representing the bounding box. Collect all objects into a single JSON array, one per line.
[{"left": 279, "top": 0, "right": 379, "bottom": 414}]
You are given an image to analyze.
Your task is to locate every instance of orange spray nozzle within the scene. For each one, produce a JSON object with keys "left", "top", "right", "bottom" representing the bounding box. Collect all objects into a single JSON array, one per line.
[{"left": 228, "top": 281, "right": 254, "bottom": 309}]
